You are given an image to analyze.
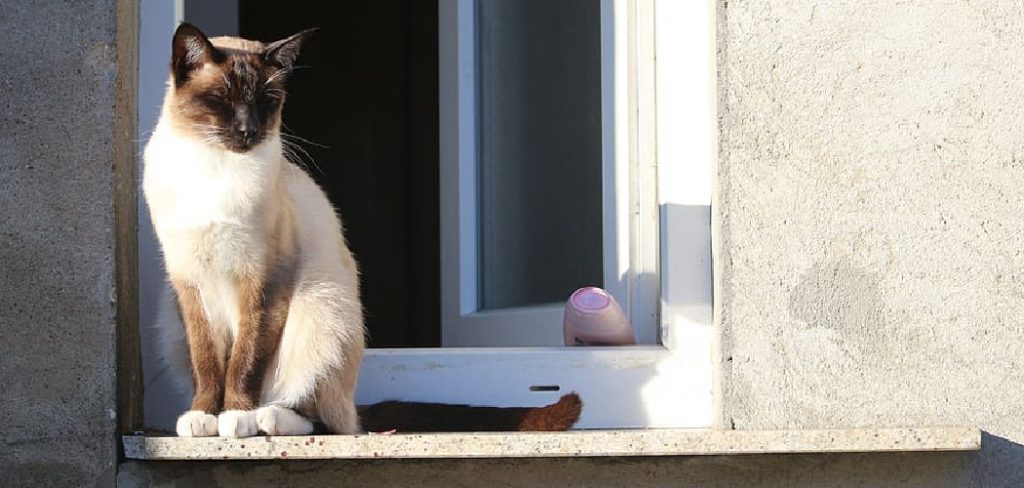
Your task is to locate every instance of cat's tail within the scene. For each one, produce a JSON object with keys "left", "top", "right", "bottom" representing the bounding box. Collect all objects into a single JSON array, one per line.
[{"left": 358, "top": 393, "right": 583, "bottom": 433}]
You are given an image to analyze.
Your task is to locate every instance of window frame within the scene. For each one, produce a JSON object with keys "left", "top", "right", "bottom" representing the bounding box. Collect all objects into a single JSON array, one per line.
[
  {"left": 136, "top": 0, "right": 714, "bottom": 431},
  {"left": 357, "top": 0, "right": 714, "bottom": 429},
  {"left": 439, "top": 0, "right": 659, "bottom": 348}
]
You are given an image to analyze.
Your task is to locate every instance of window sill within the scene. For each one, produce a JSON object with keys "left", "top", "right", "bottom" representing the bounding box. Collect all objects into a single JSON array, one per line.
[{"left": 123, "top": 427, "right": 979, "bottom": 460}]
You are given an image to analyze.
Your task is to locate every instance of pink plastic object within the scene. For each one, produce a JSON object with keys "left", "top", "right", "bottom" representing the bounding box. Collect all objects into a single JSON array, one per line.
[{"left": 563, "top": 287, "right": 636, "bottom": 346}]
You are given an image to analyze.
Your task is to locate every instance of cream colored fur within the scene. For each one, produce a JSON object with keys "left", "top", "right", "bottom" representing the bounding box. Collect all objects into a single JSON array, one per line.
[{"left": 144, "top": 84, "right": 365, "bottom": 437}]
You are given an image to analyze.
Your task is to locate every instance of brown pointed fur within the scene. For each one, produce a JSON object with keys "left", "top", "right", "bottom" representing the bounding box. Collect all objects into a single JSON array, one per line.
[{"left": 358, "top": 393, "right": 582, "bottom": 432}]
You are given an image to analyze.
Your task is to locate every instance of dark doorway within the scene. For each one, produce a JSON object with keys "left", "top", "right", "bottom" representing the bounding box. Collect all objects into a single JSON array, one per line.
[{"left": 240, "top": 1, "right": 441, "bottom": 347}]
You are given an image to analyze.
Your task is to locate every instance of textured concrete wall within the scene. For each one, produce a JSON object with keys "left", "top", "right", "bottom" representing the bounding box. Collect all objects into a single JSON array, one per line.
[
  {"left": 0, "top": 1, "right": 137, "bottom": 487},
  {"left": 718, "top": 0, "right": 1024, "bottom": 484}
]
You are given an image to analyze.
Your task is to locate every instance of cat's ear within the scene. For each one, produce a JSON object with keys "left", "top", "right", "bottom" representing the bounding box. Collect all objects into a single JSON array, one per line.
[
  {"left": 171, "top": 23, "right": 222, "bottom": 87},
  {"left": 263, "top": 28, "right": 318, "bottom": 71}
]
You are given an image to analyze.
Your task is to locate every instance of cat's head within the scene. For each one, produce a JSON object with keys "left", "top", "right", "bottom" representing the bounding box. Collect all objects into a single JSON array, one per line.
[{"left": 167, "top": 23, "right": 315, "bottom": 153}]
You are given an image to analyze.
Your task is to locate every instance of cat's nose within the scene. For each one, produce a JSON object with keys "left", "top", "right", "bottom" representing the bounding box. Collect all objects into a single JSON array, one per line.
[
  {"left": 239, "top": 128, "right": 257, "bottom": 143},
  {"left": 235, "top": 124, "right": 257, "bottom": 144},
  {"left": 233, "top": 106, "right": 261, "bottom": 146}
]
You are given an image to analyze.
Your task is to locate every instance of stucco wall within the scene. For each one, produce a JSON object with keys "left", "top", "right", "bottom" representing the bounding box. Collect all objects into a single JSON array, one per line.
[
  {"left": 0, "top": 0, "right": 137, "bottom": 487},
  {"left": 718, "top": 0, "right": 1024, "bottom": 483}
]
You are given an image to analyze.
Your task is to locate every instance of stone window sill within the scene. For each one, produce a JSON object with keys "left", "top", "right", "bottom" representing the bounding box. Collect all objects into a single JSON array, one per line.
[{"left": 123, "top": 427, "right": 979, "bottom": 460}]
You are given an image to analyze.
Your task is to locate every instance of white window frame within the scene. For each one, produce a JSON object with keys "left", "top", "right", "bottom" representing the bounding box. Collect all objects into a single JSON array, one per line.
[
  {"left": 439, "top": 0, "right": 658, "bottom": 348},
  {"left": 139, "top": 0, "right": 714, "bottom": 430},
  {"left": 358, "top": 0, "right": 714, "bottom": 429}
]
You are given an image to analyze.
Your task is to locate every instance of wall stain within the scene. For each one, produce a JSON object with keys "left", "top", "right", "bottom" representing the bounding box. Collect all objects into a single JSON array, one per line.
[{"left": 789, "top": 261, "right": 889, "bottom": 359}]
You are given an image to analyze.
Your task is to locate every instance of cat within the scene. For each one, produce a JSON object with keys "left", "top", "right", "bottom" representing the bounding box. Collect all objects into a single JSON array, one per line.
[
  {"left": 144, "top": 23, "right": 364, "bottom": 438},
  {"left": 144, "top": 23, "right": 581, "bottom": 438}
]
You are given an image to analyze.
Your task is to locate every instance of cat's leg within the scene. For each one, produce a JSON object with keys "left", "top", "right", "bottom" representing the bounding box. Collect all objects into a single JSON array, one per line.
[
  {"left": 218, "top": 273, "right": 293, "bottom": 438},
  {"left": 255, "top": 405, "right": 314, "bottom": 435},
  {"left": 313, "top": 360, "right": 363, "bottom": 434},
  {"left": 264, "top": 277, "right": 365, "bottom": 434},
  {"left": 171, "top": 280, "right": 224, "bottom": 437}
]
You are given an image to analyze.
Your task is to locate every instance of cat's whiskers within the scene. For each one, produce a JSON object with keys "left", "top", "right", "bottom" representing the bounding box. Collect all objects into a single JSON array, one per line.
[
  {"left": 280, "top": 137, "right": 324, "bottom": 176},
  {"left": 189, "top": 122, "right": 227, "bottom": 147},
  {"left": 276, "top": 124, "right": 327, "bottom": 175},
  {"left": 265, "top": 68, "right": 292, "bottom": 85},
  {"left": 280, "top": 129, "right": 328, "bottom": 149},
  {"left": 264, "top": 65, "right": 308, "bottom": 85}
]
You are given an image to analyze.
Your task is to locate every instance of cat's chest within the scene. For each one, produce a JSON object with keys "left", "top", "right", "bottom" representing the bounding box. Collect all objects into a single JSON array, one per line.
[
  {"left": 145, "top": 127, "right": 286, "bottom": 222},
  {"left": 144, "top": 129, "right": 282, "bottom": 275},
  {"left": 155, "top": 172, "right": 260, "bottom": 231}
]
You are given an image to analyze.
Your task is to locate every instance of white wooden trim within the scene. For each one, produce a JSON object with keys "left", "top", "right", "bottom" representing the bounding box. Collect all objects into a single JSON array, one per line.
[
  {"left": 444, "top": 305, "right": 564, "bottom": 347},
  {"left": 653, "top": 0, "right": 715, "bottom": 352},
  {"left": 441, "top": 0, "right": 661, "bottom": 347},
  {"left": 403, "top": 0, "right": 714, "bottom": 428},
  {"left": 600, "top": 0, "right": 632, "bottom": 334},
  {"left": 439, "top": 0, "right": 479, "bottom": 345},
  {"left": 625, "top": 0, "right": 661, "bottom": 344},
  {"left": 438, "top": 0, "right": 572, "bottom": 348},
  {"left": 173, "top": 0, "right": 184, "bottom": 25},
  {"left": 356, "top": 347, "right": 710, "bottom": 429}
]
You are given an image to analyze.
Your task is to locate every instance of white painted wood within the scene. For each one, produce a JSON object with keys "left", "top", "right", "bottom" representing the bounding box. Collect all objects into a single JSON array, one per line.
[
  {"left": 439, "top": 0, "right": 572, "bottom": 348},
  {"left": 600, "top": 0, "right": 633, "bottom": 339},
  {"left": 360, "top": 0, "right": 716, "bottom": 429},
  {"left": 438, "top": 0, "right": 477, "bottom": 345},
  {"left": 624, "top": 0, "right": 661, "bottom": 344},
  {"left": 173, "top": 0, "right": 184, "bottom": 27},
  {"left": 440, "top": 0, "right": 660, "bottom": 347},
  {"left": 356, "top": 346, "right": 711, "bottom": 429},
  {"left": 443, "top": 305, "right": 565, "bottom": 347},
  {"left": 124, "top": 427, "right": 982, "bottom": 460},
  {"left": 653, "top": 0, "right": 715, "bottom": 354}
]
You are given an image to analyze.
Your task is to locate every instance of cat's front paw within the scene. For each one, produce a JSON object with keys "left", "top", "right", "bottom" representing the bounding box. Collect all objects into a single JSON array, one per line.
[
  {"left": 256, "top": 405, "right": 314, "bottom": 436},
  {"left": 218, "top": 410, "right": 258, "bottom": 438},
  {"left": 176, "top": 410, "right": 218, "bottom": 437}
]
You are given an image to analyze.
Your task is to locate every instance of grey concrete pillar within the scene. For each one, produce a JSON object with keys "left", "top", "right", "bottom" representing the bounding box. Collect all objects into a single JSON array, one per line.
[{"left": 0, "top": 1, "right": 138, "bottom": 487}]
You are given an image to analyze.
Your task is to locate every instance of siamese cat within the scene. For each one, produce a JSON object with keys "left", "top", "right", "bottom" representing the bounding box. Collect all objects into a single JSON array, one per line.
[{"left": 144, "top": 24, "right": 580, "bottom": 438}]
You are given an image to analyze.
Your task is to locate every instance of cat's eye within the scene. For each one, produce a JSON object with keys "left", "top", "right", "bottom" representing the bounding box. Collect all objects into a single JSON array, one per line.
[
  {"left": 203, "top": 91, "right": 229, "bottom": 104},
  {"left": 259, "top": 94, "right": 281, "bottom": 109}
]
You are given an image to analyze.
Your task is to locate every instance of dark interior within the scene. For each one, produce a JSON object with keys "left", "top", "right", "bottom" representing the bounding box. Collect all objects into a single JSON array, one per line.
[{"left": 240, "top": 1, "right": 440, "bottom": 347}]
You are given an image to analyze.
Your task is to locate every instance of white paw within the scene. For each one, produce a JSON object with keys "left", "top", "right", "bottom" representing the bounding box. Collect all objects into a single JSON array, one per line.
[
  {"left": 218, "top": 410, "right": 258, "bottom": 438},
  {"left": 176, "top": 410, "right": 218, "bottom": 437},
  {"left": 256, "top": 405, "right": 314, "bottom": 436}
]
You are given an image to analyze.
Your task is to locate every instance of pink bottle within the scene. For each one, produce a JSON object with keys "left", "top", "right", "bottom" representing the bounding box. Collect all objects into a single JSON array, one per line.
[{"left": 563, "top": 287, "right": 636, "bottom": 346}]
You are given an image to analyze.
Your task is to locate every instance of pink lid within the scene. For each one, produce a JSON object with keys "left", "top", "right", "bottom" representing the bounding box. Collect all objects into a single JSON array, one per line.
[{"left": 570, "top": 287, "right": 611, "bottom": 311}]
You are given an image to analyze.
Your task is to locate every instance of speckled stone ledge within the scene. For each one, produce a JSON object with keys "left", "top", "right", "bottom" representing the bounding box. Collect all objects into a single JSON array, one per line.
[{"left": 123, "top": 428, "right": 979, "bottom": 460}]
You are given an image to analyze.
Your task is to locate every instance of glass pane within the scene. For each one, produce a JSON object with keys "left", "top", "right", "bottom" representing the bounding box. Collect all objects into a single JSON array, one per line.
[{"left": 477, "top": 0, "right": 603, "bottom": 310}]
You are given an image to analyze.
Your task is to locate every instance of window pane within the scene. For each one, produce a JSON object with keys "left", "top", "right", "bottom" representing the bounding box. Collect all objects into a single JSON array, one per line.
[{"left": 477, "top": 0, "right": 603, "bottom": 310}]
